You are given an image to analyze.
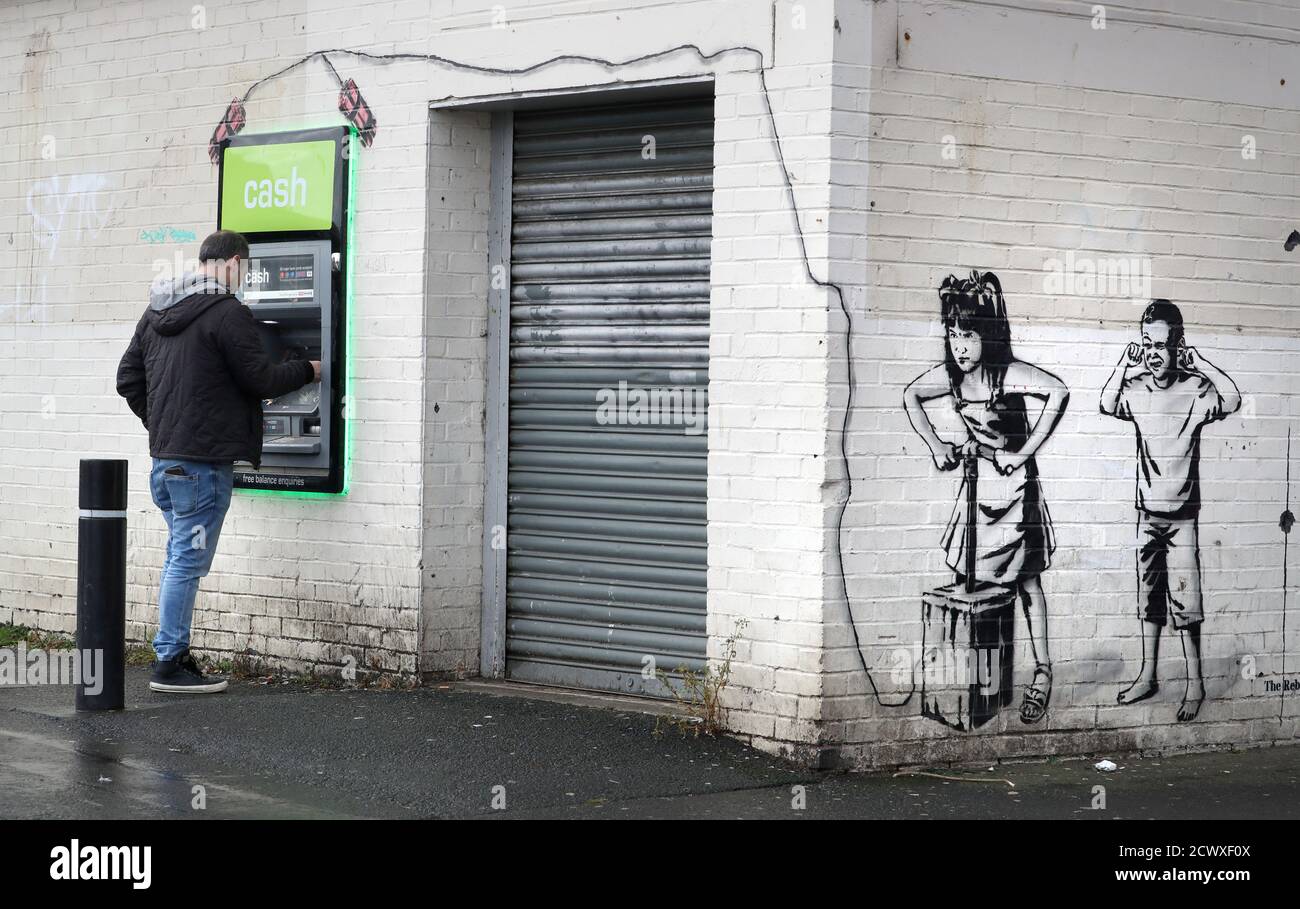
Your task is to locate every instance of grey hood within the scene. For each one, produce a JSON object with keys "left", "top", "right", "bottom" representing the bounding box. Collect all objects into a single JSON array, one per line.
[
  {"left": 148, "top": 271, "right": 230, "bottom": 312},
  {"left": 145, "top": 271, "right": 236, "bottom": 337}
]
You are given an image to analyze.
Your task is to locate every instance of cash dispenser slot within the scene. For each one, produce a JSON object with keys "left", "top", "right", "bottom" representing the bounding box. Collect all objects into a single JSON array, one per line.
[{"left": 264, "top": 437, "right": 321, "bottom": 455}]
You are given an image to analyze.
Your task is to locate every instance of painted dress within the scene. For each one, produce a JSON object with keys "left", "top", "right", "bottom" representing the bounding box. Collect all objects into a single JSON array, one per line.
[{"left": 940, "top": 388, "right": 1055, "bottom": 585}]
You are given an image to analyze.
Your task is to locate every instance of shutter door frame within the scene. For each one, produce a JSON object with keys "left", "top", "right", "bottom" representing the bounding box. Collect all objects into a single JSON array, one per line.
[
  {"left": 480, "top": 111, "right": 514, "bottom": 678},
  {"left": 481, "top": 92, "right": 714, "bottom": 697}
]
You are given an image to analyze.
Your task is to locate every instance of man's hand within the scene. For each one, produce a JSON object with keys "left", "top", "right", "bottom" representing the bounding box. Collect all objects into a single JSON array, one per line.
[
  {"left": 932, "top": 441, "right": 961, "bottom": 471},
  {"left": 1177, "top": 345, "right": 1199, "bottom": 372},
  {"left": 310, "top": 360, "right": 322, "bottom": 382},
  {"left": 1121, "top": 341, "right": 1142, "bottom": 369}
]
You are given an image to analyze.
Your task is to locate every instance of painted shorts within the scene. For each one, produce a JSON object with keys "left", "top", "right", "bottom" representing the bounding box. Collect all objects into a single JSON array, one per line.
[{"left": 1137, "top": 511, "right": 1203, "bottom": 628}]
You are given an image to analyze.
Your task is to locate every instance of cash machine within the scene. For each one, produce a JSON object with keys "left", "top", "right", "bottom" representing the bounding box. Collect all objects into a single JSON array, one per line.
[{"left": 216, "top": 126, "right": 355, "bottom": 494}]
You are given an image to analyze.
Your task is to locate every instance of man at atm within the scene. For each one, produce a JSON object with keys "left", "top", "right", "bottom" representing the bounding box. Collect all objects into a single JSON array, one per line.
[{"left": 116, "top": 230, "right": 320, "bottom": 694}]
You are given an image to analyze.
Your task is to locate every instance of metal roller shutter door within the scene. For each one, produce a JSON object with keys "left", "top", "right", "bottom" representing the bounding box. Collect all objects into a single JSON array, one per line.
[{"left": 505, "top": 95, "right": 714, "bottom": 696}]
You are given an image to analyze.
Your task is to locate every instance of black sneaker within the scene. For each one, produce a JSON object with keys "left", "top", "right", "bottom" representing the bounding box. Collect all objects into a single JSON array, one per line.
[{"left": 149, "top": 649, "right": 229, "bottom": 694}]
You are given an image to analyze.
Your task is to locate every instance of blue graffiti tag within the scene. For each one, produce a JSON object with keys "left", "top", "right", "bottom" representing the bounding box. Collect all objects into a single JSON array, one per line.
[{"left": 140, "top": 226, "right": 197, "bottom": 244}]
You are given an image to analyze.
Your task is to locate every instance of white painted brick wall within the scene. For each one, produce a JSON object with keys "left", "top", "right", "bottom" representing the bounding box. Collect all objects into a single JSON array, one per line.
[
  {"left": 703, "top": 0, "right": 856, "bottom": 756},
  {"left": 819, "top": 0, "right": 1300, "bottom": 766},
  {"left": 6, "top": 0, "right": 1293, "bottom": 767},
  {"left": 0, "top": 0, "right": 836, "bottom": 745},
  {"left": 421, "top": 105, "right": 491, "bottom": 676}
]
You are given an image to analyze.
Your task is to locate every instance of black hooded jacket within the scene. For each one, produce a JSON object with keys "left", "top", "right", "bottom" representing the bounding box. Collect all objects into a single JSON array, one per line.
[{"left": 116, "top": 274, "right": 315, "bottom": 468}]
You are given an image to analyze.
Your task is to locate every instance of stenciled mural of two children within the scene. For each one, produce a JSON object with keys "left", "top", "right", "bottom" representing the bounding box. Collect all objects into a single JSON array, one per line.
[{"left": 902, "top": 271, "right": 1242, "bottom": 729}]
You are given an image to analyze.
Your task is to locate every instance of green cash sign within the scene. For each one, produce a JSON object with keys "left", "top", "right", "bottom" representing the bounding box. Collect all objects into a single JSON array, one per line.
[{"left": 220, "top": 139, "right": 336, "bottom": 232}]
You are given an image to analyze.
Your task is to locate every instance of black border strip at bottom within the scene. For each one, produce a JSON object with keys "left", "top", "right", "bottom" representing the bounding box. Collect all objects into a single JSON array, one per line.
[{"left": 2, "top": 819, "right": 1280, "bottom": 893}]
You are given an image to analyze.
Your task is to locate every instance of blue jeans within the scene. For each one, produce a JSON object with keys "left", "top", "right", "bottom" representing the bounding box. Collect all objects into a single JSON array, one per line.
[{"left": 148, "top": 458, "right": 234, "bottom": 661}]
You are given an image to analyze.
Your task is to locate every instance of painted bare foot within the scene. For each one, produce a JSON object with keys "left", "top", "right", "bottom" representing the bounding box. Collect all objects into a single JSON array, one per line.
[
  {"left": 1177, "top": 681, "right": 1205, "bottom": 722},
  {"left": 1117, "top": 676, "right": 1159, "bottom": 705}
]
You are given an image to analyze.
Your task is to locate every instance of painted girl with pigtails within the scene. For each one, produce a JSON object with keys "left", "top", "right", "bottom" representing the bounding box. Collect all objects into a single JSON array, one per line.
[{"left": 903, "top": 271, "right": 1070, "bottom": 724}]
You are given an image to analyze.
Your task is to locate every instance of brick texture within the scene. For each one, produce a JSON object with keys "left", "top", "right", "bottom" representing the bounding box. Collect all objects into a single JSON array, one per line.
[{"left": 2, "top": 0, "right": 1295, "bottom": 767}]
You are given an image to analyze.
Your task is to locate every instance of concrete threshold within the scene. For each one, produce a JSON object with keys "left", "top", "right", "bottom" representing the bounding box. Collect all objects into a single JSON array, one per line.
[{"left": 451, "top": 678, "right": 682, "bottom": 717}]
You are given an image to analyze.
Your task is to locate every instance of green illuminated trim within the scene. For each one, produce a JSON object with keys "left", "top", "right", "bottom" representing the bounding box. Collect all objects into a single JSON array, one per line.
[
  {"left": 234, "top": 486, "right": 336, "bottom": 500},
  {"left": 342, "top": 126, "right": 357, "bottom": 496}
]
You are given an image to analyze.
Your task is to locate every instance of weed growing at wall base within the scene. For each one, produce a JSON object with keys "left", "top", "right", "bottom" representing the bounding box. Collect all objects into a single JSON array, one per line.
[{"left": 655, "top": 619, "right": 747, "bottom": 736}]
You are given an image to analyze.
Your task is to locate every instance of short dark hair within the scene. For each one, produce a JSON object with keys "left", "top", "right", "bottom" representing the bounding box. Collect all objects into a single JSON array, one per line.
[
  {"left": 1141, "top": 299, "right": 1184, "bottom": 346},
  {"left": 198, "top": 230, "right": 249, "bottom": 263}
]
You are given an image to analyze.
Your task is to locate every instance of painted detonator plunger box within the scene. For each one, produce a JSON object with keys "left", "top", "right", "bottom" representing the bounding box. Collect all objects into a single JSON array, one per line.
[
  {"left": 919, "top": 452, "right": 1015, "bottom": 730},
  {"left": 920, "top": 583, "right": 1015, "bottom": 730}
]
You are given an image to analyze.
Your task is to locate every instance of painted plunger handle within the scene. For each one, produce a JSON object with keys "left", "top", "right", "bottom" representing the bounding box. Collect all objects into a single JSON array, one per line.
[{"left": 964, "top": 450, "right": 978, "bottom": 594}]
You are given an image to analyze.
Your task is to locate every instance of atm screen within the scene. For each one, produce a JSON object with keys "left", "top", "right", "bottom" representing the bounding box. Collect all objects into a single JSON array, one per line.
[{"left": 244, "top": 253, "right": 316, "bottom": 303}]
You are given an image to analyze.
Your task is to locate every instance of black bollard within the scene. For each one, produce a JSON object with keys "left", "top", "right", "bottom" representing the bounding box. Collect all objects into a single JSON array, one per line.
[{"left": 76, "top": 459, "right": 127, "bottom": 711}]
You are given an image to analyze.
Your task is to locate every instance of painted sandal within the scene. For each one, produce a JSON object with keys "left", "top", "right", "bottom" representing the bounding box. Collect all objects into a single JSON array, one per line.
[{"left": 1019, "top": 664, "right": 1052, "bottom": 725}]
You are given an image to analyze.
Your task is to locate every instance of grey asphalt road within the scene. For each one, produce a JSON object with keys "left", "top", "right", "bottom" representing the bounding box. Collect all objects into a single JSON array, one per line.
[{"left": 1, "top": 668, "right": 1296, "bottom": 819}]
